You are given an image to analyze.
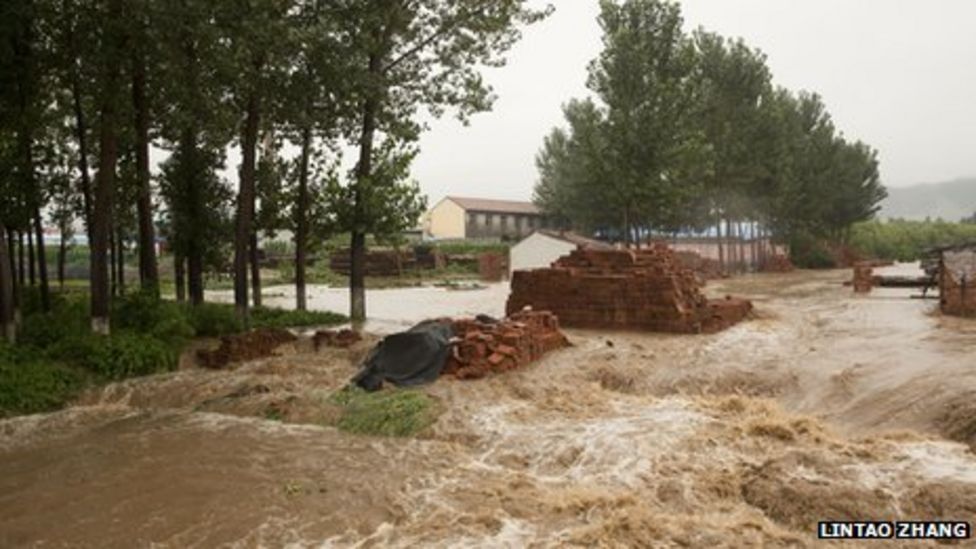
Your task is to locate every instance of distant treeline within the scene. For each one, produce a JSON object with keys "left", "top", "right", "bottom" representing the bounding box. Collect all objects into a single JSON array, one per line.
[
  {"left": 534, "top": 0, "right": 886, "bottom": 266},
  {"left": 850, "top": 219, "right": 976, "bottom": 262}
]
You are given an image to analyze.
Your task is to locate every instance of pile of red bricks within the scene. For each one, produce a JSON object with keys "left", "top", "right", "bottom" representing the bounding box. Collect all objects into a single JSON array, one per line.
[
  {"left": 313, "top": 329, "right": 362, "bottom": 350},
  {"left": 478, "top": 252, "right": 507, "bottom": 282},
  {"left": 198, "top": 328, "right": 297, "bottom": 369},
  {"left": 939, "top": 249, "right": 976, "bottom": 316},
  {"left": 674, "top": 250, "right": 724, "bottom": 279},
  {"left": 761, "top": 254, "right": 795, "bottom": 273},
  {"left": 506, "top": 243, "right": 752, "bottom": 333},
  {"left": 443, "top": 310, "right": 570, "bottom": 380},
  {"left": 852, "top": 262, "right": 874, "bottom": 293}
]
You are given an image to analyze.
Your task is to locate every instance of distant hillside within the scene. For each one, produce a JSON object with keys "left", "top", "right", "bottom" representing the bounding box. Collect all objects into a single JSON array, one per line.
[{"left": 880, "top": 178, "right": 976, "bottom": 221}]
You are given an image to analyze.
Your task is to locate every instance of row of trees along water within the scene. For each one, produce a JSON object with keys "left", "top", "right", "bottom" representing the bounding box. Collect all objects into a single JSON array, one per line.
[
  {"left": 534, "top": 0, "right": 888, "bottom": 267},
  {"left": 0, "top": 0, "right": 550, "bottom": 340}
]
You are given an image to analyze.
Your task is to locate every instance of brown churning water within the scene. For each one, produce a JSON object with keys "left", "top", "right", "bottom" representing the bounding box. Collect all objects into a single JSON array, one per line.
[{"left": 2, "top": 265, "right": 976, "bottom": 547}]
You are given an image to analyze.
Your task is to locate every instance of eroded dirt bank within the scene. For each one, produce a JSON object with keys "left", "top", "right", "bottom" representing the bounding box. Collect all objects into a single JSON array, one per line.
[{"left": 2, "top": 267, "right": 976, "bottom": 547}]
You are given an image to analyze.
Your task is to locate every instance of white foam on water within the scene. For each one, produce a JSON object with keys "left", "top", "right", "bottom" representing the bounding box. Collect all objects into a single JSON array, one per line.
[
  {"left": 844, "top": 440, "right": 976, "bottom": 491},
  {"left": 465, "top": 397, "right": 706, "bottom": 487}
]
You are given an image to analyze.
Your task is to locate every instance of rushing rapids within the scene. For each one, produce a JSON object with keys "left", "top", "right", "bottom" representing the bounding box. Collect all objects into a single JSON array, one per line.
[{"left": 2, "top": 265, "right": 976, "bottom": 547}]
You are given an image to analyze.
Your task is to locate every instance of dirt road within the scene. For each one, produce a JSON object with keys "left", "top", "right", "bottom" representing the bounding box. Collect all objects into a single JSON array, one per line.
[{"left": 2, "top": 267, "right": 975, "bottom": 547}]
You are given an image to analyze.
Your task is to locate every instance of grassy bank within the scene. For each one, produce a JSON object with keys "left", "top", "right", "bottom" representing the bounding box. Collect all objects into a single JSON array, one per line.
[
  {"left": 0, "top": 289, "right": 345, "bottom": 418},
  {"left": 328, "top": 386, "right": 440, "bottom": 437}
]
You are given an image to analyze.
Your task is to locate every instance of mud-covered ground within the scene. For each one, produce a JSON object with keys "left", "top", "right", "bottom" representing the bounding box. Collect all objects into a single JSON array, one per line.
[{"left": 2, "top": 266, "right": 976, "bottom": 547}]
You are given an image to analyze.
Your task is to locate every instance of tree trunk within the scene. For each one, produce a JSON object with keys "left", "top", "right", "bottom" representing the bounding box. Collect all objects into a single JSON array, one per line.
[
  {"left": 174, "top": 252, "right": 186, "bottom": 303},
  {"left": 132, "top": 43, "right": 158, "bottom": 293},
  {"left": 116, "top": 227, "right": 125, "bottom": 295},
  {"left": 71, "top": 70, "right": 94, "bottom": 238},
  {"left": 7, "top": 228, "right": 20, "bottom": 326},
  {"left": 0, "top": 223, "right": 15, "bottom": 343},
  {"left": 109, "top": 229, "right": 117, "bottom": 296},
  {"left": 27, "top": 228, "right": 35, "bottom": 286},
  {"left": 32, "top": 206, "right": 50, "bottom": 310},
  {"left": 58, "top": 233, "right": 67, "bottom": 290},
  {"left": 250, "top": 232, "right": 261, "bottom": 307},
  {"left": 351, "top": 51, "right": 382, "bottom": 323},
  {"left": 716, "top": 219, "right": 725, "bottom": 272},
  {"left": 90, "top": 0, "right": 124, "bottom": 335},
  {"left": 739, "top": 222, "right": 747, "bottom": 273},
  {"left": 729, "top": 221, "right": 737, "bottom": 273},
  {"left": 187, "top": 248, "right": 203, "bottom": 306},
  {"left": 234, "top": 93, "right": 260, "bottom": 322},
  {"left": 295, "top": 125, "right": 311, "bottom": 311},
  {"left": 17, "top": 231, "right": 25, "bottom": 287}
]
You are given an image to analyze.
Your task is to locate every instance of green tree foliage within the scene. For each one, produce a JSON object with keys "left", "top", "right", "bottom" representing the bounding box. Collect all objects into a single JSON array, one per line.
[
  {"left": 337, "top": 0, "right": 550, "bottom": 321},
  {"left": 535, "top": 0, "right": 888, "bottom": 266},
  {"left": 0, "top": 0, "right": 545, "bottom": 331},
  {"left": 850, "top": 219, "right": 976, "bottom": 262}
]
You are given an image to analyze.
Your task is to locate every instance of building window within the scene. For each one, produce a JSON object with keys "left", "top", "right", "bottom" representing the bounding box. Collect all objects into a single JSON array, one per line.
[
  {"left": 500, "top": 215, "right": 508, "bottom": 229},
  {"left": 485, "top": 213, "right": 494, "bottom": 227},
  {"left": 467, "top": 213, "right": 476, "bottom": 225}
]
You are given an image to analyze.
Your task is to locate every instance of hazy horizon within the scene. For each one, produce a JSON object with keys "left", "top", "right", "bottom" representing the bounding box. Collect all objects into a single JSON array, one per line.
[{"left": 408, "top": 0, "right": 976, "bottom": 203}]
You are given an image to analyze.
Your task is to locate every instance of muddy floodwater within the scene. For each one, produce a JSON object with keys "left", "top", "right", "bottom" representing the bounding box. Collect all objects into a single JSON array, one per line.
[{"left": 3, "top": 266, "right": 976, "bottom": 547}]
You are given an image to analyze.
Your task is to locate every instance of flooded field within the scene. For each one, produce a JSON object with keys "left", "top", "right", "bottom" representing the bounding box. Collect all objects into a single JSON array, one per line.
[{"left": 3, "top": 267, "right": 976, "bottom": 547}]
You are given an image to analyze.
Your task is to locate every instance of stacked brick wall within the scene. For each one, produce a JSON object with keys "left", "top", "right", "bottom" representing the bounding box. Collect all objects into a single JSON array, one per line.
[
  {"left": 506, "top": 243, "right": 752, "bottom": 334},
  {"left": 478, "top": 252, "right": 507, "bottom": 282},
  {"left": 940, "top": 249, "right": 976, "bottom": 316},
  {"left": 443, "top": 310, "right": 570, "bottom": 380},
  {"left": 941, "top": 273, "right": 976, "bottom": 316},
  {"left": 674, "top": 250, "right": 724, "bottom": 279}
]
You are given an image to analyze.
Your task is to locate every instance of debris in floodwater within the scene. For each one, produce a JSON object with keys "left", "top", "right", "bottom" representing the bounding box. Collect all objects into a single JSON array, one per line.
[
  {"left": 351, "top": 311, "right": 570, "bottom": 390},
  {"left": 197, "top": 329, "right": 298, "bottom": 369},
  {"left": 312, "top": 328, "right": 362, "bottom": 350}
]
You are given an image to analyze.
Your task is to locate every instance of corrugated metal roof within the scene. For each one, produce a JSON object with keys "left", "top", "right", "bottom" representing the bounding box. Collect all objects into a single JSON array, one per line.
[{"left": 447, "top": 196, "right": 541, "bottom": 215}]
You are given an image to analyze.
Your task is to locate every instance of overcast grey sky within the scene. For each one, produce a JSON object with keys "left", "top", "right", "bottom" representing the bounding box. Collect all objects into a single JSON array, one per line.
[{"left": 409, "top": 0, "right": 976, "bottom": 203}]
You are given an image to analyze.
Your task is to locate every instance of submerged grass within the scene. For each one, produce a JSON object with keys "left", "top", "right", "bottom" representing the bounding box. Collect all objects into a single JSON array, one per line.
[{"left": 328, "top": 386, "right": 440, "bottom": 437}]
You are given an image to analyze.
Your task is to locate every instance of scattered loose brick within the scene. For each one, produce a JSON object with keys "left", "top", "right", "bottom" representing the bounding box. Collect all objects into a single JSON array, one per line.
[
  {"left": 852, "top": 262, "right": 874, "bottom": 293},
  {"left": 313, "top": 329, "right": 362, "bottom": 350},
  {"left": 443, "top": 310, "right": 571, "bottom": 380},
  {"left": 761, "top": 254, "right": 795, "bottom": 273},
  {"left": 506, "top": 243, "right": 752, "bottom": 334},
  {"left": 198, "top": 328, "right": 298, "bottom": 369}
]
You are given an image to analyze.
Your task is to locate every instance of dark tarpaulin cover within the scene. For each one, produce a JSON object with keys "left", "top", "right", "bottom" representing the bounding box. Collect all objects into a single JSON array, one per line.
[{"left": 352, "top": 320, "right": 456, "bottom": 391}]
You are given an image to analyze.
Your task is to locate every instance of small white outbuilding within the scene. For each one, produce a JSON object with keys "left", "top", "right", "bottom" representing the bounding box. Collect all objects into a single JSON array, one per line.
[{"left": 509, "top": 230, "right": 611, "bottom": 276}]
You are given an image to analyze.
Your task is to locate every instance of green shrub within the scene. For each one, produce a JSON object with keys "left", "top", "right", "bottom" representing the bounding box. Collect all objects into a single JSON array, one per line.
[
  {"left": 19, "top": 298, "right": 89, "bottom": 348},
  {"left": 0, "top": 344, "right": 85, "bottom": 416},
  {"left": 113, "top": 290, "right": 194, "bottom": 346},
  {"left": 328, "top": 387, "right": 439, "bottom": 437},
  {"left": 185, "top": 303, "right": 244, "bottom": 337},
  {"left": 251, "top": 306, "right": 345, "bottom": 329},
  {"left": 80, "top": 334, "right": 178, "bottom": 380},
  {"left": 435, "top": 241, "right": 510, "bottom": 256},
  {"left": 789, "top": 233, "right": 836, "bottom": 269},
  {"left": 18, "top": 286, "right": 68, "bottom": 317}
]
